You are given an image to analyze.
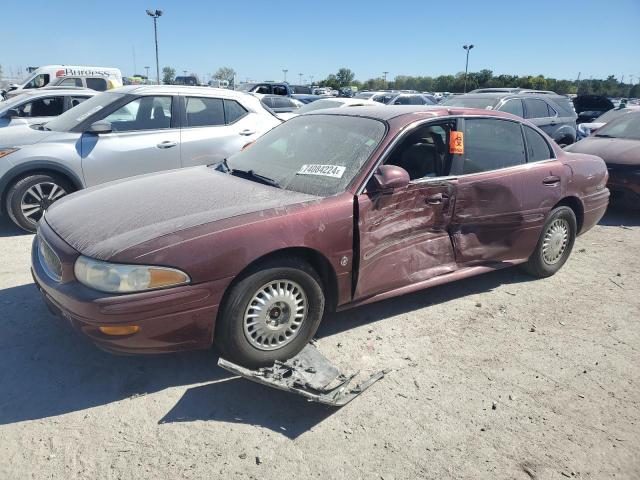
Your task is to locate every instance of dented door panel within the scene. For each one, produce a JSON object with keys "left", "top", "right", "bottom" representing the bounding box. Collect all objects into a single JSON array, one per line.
[
  {"left": 355, "top": 181, "right": 456, "bottom": 300},
  {"left": 450, "top": 168, "right": 533, "bottom": 264}
]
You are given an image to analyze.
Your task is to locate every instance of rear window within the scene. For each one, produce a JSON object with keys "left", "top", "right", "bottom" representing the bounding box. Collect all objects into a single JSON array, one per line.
[
  {"left": 185, "top": 97, "right": 225, "bottom": 127},
  {"left": 224, "top": 99, "right": 247, "bottom": 123},
  {"left": 524, "top": 126, "right": 553, "bottom": 161},
  {"left": 524, "top": 98, "right": 550, "bottom": 119}
]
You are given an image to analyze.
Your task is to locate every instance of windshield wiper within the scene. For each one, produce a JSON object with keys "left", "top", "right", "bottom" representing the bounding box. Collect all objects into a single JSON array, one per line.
[{"left": 231, "top": 168, "right": 281, "bottom": 189}]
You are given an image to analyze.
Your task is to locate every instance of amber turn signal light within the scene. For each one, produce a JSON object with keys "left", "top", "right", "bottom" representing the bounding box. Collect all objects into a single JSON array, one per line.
[{"left": 99, "top": 325, "right": 140, "bottom": 336}]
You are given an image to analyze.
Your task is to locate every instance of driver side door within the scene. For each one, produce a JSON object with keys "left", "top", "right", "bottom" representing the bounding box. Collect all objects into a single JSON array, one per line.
[
  {"left": 80, "top": 95, "right": 181, "bottom": 186},
  {"left": 354, "top": 120, "right": 459, "bottom": 300}
]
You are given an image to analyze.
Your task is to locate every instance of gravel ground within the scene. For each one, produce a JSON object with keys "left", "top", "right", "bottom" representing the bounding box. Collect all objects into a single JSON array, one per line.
[{"left": 0, "top": 209, "right": 638, "bottom": 480}]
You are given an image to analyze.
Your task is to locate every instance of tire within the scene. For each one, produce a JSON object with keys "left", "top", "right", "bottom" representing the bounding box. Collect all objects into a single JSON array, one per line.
[
  {"left": 215, "top": 257, "right": 325, "bottom": 368},
  {"left": 5, "top": 173, "right": 72, "bottom": 233},
  {"left": 521, "top": 206, "right": 577, "bottom": 278}
]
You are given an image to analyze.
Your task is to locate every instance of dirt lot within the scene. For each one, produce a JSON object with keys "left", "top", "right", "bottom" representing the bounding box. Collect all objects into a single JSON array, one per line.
[{"left": 0, "top": 209, "right": 638, "bottom": 480}]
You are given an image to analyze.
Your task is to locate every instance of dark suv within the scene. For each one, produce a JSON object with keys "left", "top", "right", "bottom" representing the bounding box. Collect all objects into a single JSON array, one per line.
[{"left": 442, "top": 89, "right": 577, "bottom": 146}]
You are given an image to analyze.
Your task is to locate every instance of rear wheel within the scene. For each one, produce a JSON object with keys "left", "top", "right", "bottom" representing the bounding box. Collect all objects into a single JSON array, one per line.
[
  {"left": 521, "top": 206, "right": 577, "bottom": 278},
  {"left": 215, "top": 257, "right": 325, "bottom": 368},
  {"left": 5, "top": 174, "right": 71, "bottom": 233}
]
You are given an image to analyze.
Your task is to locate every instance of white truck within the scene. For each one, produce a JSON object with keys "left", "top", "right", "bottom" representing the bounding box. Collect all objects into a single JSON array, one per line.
[{"left": 2, "top": 65, "right": 123, "bottom": 99}]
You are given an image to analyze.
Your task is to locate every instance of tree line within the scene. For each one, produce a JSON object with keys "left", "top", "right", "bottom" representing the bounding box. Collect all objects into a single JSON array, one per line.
[
  {"left": 318, "top": 68, "right": 640, "bottom": 97},
  {"left": 158, "top": 64, "right": 639, "bottom": 98}
]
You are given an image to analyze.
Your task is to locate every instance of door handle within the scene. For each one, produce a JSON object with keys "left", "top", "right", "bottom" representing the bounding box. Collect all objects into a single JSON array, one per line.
[
  {"left": 426, "top": 193, "right": 445, "bottom": 204},
  {"left": 239, "top": 129, "right": 256, "bottom": 136},
  {"left": 157, "top": 141, "right": 177, "bottom": 149},
  {"left": 550, "top": 120, "right": 557, "bottom": 126},
  {"left": 542, "top": 175, "right": 560, "bottom": 186}
]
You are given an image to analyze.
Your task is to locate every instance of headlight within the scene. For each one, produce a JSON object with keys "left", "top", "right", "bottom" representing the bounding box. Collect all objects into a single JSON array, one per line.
[
  {"left": 74, "top": 256, "right": 190, "bottom": 293},
  {"left": 0, "top": 148, "right": 19, "bottom": 159}
]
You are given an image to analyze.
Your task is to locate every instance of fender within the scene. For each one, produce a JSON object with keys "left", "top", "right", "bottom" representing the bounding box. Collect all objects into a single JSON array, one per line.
[
  {"left": 0, "top": 160, "right": 85, "bottom": 216},
  {"left": 552, "top": 124, "right": 577, "bottom": 144}
]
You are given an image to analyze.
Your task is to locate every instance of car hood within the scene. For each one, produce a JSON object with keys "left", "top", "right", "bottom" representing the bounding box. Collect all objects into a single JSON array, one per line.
[
  {"left": 565, "top": 137, "right": 640, "bottom": 166},
  {"left": 44, "top": 167, "right": 320, "bottom": 260},
  {"left": 0, "top": 123, "right": 59, "bottom": 147}
]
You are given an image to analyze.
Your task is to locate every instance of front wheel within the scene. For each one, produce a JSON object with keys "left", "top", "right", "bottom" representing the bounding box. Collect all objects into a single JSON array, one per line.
[
  {"left": 5, "top": 174, "right": 71, "bottom": 233},
  {"left": 215, "top": 257, "right": 325, "bottom": 368},
  {"left": 521, "top": 206, "right": 577, "bottom": 278}
]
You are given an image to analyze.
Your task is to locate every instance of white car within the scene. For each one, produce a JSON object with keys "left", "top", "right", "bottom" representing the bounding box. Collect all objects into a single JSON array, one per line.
[
  {"left": 0, "top": 88, "right": 97, "bottom": 128},
  {"left": 276, "top": 97, "right": 377, "bottom": 121},
  {"left": 0, "top": 85, "right": 281, "bottom": 231}
]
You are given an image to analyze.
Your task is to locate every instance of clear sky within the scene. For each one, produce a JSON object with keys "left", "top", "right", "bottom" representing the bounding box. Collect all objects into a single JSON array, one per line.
[{"left": 3, "top": 0, "right": 639, "bottom": 84}]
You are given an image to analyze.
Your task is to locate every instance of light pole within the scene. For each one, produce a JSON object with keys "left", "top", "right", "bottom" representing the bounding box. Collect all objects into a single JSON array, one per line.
[
  {"left": 145, "top": 9, "right": 163, "bottom": 85},
  {"left": 310, "top": 75, "right": 314, "bottom": 85},
  {"left": 383, "top": 71, "right": 388, "bottom": 86},
  {"left": 183, "top": 70, "right": 187, "bottom": 77},
  {"left": 463, "top": 44, "right": 474, "bottom": 93},
  {"left": 298, "top": 73, "right": 303, "bottom": 85},
  {"left": 144, "top": 66, "right": 150, "bottom": 80},
  {"left": 283, "top": 69, "right": 288, "bottom": 82}
]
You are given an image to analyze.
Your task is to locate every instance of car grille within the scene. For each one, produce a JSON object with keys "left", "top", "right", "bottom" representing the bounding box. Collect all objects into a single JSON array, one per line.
[{"left": 38, "top": 235, "right": 62, "bottom": 282}]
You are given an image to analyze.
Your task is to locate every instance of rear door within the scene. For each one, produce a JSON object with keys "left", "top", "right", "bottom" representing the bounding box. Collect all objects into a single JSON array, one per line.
[
  {"left": 80, "top": 95, "right": 180, "bottom": 186},
  {"left": 449, "top": 117, "right": 534, "bottom": 264},
  {"left": 179, "top": 96, "right": 256, "bottom": 167}
]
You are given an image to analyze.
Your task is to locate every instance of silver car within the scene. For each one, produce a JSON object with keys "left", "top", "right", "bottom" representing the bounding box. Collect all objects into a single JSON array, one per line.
[
  {"left": 0, "top": 88, "right": 96, "bottom": 128},
  {"left": 0, "top": 85, "right": 281, "bottom": 232}
]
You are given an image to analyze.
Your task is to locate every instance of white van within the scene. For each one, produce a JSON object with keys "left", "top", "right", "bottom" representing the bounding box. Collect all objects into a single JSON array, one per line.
[{"left": 2, "top": 65, "right": 123, "bottom": 99}]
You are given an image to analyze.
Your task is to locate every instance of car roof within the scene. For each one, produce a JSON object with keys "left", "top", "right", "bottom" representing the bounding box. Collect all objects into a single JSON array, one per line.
[
  {"left": 306, "top": 105, "right": 519, "bottom": 122},
  {"left": 111, "top": 84, "right": 252, "bottom": 99},
  {"left": 15, "top": 88, "right": 96, "bottom": 97}
]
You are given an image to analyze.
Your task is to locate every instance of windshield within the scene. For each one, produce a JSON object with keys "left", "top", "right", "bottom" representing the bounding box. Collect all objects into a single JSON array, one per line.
[
  {"left": 226, "top": 114, "right": 385, "bottom": 197},
  {"left": 441, "top": 96, "right": 497, "bottom": 109},
  {"left": 594, "top": 108, "right": 634, "bottom": 124},
  {"left": 594, "top": 113, "right": 640, "bottom": 140},
  {"left": 0, "top": 93, "right": 31, "bottom": 111},
  {"left": 45, "top": 92, "right": 124, "bottom": 132},
  {"left": 297, "top": 99, "right": 345, "bottom": 113}
]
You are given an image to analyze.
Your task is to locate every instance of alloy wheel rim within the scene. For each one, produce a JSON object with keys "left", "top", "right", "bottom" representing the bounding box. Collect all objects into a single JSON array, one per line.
[
  {"left": 542, "top": 218, "right": 570, "bottom": 265},
  {"left": 243, "top": 280, "right": 307, "bottom": 351},
  {"left": 20, "top": 182, "right": 67, "bottom": 224}
]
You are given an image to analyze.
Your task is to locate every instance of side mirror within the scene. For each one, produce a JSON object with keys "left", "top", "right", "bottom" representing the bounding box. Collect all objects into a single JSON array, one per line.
[
  {"left": 4, "top": 108, "right": 20, "bottom": 118},
  {"left": 86, "top": 120, "right": 112, "bottom": 134},
  {"left": 368, "top": 165, "right": 410, "bottom": 193}
]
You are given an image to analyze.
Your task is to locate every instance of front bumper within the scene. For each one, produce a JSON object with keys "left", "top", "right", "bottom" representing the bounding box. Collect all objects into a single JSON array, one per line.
[{"left": 31, "top": 220, "right": 230, "bottom": 354}]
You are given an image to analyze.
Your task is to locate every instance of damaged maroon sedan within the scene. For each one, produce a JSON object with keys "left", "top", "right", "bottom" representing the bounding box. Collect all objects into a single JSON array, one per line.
[{"left": 32, "top": 106, "right": 610, "bottom": 367}]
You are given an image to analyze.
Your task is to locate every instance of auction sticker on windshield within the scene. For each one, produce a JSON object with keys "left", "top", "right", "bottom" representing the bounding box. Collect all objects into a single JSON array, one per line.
[{"left": 297, "top": 164, "right": 346, "bottom": 178}]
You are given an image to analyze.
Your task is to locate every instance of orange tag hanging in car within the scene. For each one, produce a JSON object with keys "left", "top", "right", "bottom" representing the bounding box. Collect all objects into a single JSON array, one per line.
[{"left": 449, "top": 131, "right": 464, "bottom": 155}]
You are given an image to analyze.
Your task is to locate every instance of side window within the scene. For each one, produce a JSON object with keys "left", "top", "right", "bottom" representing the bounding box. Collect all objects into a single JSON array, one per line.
[
  {"left": 20, "top": 97, "right": 65, "bottom": 117},
  {"left": 409, "top": 96, "right": 426, "bottom": 105},
  {"left": 103, "top": 96, "right": 172, "bottom": 132},
  {"left": 272, "top": 85, "right": 287, "bottom": 96},
  {"left": 223, "top": 99, "right": 248, "bottom": 124},
  {"left": 524, "top": 98, "right": 550, "bottom": 119},
  {"left": 69, "top": 96, "right": 91, "bottom": 109},
  {"left": 255, "top": 85, "right": 270, "bottom": 94},
  {"left": 261, "top": 97, "right": 275, "bottom": 108},
  {"left": 274, "top": 97, "right": 292, "bottom": 108},
  {"left": 499, "top": 99, "right": 524, "bottom": 117},
  {"left": 185, "top": 97, "right": 225, "bottom": 127},
  {"left": 58, "top": 78, "right": 83, "bottom": 87},
  {"left": 547, "top": 103, "right": 557, "bottom": 117},
  {"left": 24, "top": 74, "right": 50, "bottom": 89},
  {"left": 385, "top": 122, "right": 455, "bottom": 181},
  {"left": 86, "top": 78, "right": 108, "bottom": 91},
  {"left": 524, "top": 126, "right": 553, "bottom": 162},
  {"left": 456, "top": 118, "right": 526, "bottom": 174}
]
